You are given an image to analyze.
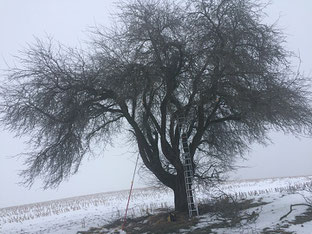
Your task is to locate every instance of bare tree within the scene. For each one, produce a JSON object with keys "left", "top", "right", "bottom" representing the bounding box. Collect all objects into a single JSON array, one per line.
[{"left": 1, "top": 0, "right": 312, "bottom": 212}]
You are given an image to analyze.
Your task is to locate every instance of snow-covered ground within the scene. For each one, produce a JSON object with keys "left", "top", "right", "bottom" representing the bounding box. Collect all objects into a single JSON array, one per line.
[
  {"left": 1, "top": 175, "right": 312, "bottom": 233},
  {"left": 189, "top": 192, "right": 312, "bottom": 234}
]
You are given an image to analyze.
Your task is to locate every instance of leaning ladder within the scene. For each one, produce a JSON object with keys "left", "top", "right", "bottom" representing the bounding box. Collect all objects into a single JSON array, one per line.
[{"left": 179, "top": 116, "right": 199, "bottom": 217}]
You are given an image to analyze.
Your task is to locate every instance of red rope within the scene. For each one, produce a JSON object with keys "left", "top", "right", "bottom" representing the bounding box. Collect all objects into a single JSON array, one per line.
[{"left": 122, "top": 154, "right": 139, "bottom": 230}]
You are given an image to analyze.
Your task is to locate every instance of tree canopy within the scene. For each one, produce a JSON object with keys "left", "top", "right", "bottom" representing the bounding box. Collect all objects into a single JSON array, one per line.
[{"left": 1, "top": 0, "right": 312, "bottom": 211}]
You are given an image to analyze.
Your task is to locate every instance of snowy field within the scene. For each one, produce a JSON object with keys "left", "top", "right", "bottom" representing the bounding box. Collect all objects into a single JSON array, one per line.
[{"left": 1, "top": 175, "right": 312, "bottom": 233}]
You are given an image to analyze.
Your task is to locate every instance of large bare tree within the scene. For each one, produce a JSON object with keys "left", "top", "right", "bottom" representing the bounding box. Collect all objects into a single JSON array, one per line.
[{"left": 1, "top": 0, "right": 312, "bottom": 212}]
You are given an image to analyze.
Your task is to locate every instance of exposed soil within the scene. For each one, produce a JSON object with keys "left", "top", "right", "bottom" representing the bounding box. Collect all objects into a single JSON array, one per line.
[{"left": 77, "top": 198, "right": 267, "bottom": 233}]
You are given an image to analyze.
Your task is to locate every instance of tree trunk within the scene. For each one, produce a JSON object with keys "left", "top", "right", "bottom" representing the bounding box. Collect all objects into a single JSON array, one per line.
[{"left": 173, "top": 171, "right": 189, "bottom": 212}]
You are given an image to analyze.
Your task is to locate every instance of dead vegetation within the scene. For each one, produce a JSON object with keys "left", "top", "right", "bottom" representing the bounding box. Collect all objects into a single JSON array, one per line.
[
  {"left": 77, "top": 195, "right": 265, "bottom": 233},
  {"left": 76, "top": 180, "right": 312, "bottom": 233},
  {"left": 280, "top": 181, "right": 312, "bottom": 221},
  {"left": 78, "top": 211, "right": 199, "bottom": 234}
]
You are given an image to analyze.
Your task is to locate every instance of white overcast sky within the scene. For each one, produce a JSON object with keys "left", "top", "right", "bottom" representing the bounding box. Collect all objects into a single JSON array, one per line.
[{"left": 0, "top": 0, "right": 312, "bottom": 208}]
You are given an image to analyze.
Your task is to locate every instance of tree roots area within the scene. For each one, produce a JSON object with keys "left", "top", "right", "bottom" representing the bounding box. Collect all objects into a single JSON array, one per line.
[{"left": 77, "top": 193, "right": 312, "bottom": 234}]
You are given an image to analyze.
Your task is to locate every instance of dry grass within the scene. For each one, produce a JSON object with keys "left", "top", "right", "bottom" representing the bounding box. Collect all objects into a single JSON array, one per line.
[{"left": 79, "top": 197, "right": 267, "bottom": 233}]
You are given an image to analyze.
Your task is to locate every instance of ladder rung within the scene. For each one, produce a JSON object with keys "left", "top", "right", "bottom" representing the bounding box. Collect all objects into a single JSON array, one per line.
[{"left": 180, "top": 130, "right": 198, "bottom": 218}]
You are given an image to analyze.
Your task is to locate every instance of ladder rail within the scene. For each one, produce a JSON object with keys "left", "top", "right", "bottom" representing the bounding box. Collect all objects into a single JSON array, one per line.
[{"left": 178, "top": 115, "right": 199, "bottom": 217}]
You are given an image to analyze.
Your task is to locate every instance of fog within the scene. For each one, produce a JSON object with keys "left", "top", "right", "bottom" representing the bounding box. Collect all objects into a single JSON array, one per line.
[{"left": 0, "top": 0, "right": 312, "bottom": 208}]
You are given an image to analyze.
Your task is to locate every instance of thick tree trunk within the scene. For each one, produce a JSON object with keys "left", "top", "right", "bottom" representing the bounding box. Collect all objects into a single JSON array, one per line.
[
  {"left": 133, "top": 125, "right": 194, "bottom": 212},
  {"left": 173, "top": 171, "right": 189, "bottom": 212}
]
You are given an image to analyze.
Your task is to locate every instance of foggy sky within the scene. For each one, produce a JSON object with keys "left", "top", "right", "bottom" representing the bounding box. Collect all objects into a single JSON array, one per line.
[{"left": 0, "top": 0, "right": 312, "bottom": 208}]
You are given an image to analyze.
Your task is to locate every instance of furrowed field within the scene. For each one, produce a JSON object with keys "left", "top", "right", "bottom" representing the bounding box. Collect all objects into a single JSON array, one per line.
[{"left": 1, "top": 175, "right": 312, "bottom": 233}]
